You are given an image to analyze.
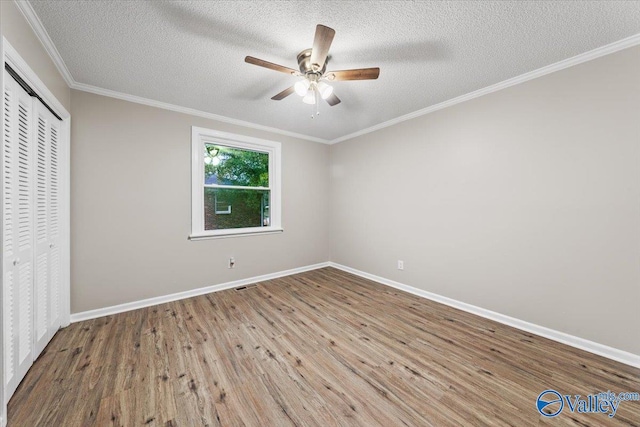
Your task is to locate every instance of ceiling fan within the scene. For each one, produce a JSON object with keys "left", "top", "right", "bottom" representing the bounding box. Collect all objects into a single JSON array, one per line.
[{"left": 245, "top": 24, "right": 380, "bottom": 117}]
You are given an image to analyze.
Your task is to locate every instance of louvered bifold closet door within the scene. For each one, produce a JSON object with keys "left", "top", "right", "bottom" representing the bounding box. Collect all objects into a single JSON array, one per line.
[
  {"left": 2, "top": 70, "right": 35, "bottom": 399},
  {"left": 33, "top": 99, "right": 62, "bottom": 356}
]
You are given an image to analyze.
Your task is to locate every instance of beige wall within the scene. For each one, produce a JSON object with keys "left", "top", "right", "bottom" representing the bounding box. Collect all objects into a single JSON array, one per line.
[
  {"left": 329, "top": 46, "right": 640, "bottom": 355},
  {"left": 1, "top": 1, "right": 70, "bottom": 111},
  {"left": 70, "top": 90, "right": 330, "bottom": 313}
]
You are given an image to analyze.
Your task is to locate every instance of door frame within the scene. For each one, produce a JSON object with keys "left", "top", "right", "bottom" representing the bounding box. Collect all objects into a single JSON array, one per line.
[{"left": 1, "top": 37, "right": 71, "bottom": 425}]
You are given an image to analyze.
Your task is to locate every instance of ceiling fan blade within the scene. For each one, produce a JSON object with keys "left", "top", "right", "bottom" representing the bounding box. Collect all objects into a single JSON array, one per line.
[
  {"left": 245, "top": 56, "right": 299, "bottom": 75},
  {"left": 310, "top": 25, "right": 335, "bottom": 71},
  {"left": 271, "top": 86, "right": 296, "bottom": 100},
  {"left": 325, "top": 93, "right": 341, "bottom": 106},
  {"left": 326, "top": 68, "right": 380, "bottom": 81}
]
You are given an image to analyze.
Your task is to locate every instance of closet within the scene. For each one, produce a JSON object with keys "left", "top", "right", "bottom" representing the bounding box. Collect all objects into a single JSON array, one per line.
[{"left": 3, "top": 67, "right": 64, "bottom": 402}]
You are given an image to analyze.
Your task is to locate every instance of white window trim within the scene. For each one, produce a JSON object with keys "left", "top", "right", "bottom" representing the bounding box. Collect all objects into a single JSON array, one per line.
[{"left": 190, "top": 126, "right": 282, "bottom": 240}]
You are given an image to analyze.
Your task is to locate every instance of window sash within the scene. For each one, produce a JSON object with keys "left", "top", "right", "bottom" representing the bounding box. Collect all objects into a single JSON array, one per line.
[{"left": 204, "top": 143, "right": 270, "bottom": 188}]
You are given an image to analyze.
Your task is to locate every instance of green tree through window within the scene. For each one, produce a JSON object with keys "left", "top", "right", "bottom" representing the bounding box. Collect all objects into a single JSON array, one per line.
[
  {"left": 205, "top": 146, "right": 268, "bottom": 187},
  {"left": 204, "top": 145, "right": 270, "bottom": 230}
]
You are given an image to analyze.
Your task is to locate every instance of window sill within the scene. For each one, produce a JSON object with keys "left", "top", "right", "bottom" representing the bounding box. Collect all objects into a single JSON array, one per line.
[{"left": 189, "top": 227, "right": 283, "bottom": 241}]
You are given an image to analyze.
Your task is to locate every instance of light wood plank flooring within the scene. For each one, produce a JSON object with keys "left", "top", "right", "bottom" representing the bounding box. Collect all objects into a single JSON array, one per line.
[{"left": 7, "top": 267, "right": 640, "bottom": 426}]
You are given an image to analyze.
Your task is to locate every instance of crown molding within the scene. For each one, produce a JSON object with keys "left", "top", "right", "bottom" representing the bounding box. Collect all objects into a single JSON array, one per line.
[
  {"left": 15, "top": 0, "right": 640, "bottom": 146},
  {"left": 14, "top": 0, "right": 75, "bottom": 87},
  {"left": 329, "top": 32, "right": 640, "bottom": 144},
  {"left": 72, "top": 82, "right": 330, "bottom": 144}
]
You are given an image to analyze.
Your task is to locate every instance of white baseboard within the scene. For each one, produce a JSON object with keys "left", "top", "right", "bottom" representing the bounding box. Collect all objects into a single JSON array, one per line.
[
  {"left": 70, "top": 262, "right": 330, "bottom": 323},
  {"left": 69, "top": 260, "right": 640, "bottom": 369},
  {"left": 329, "top": 262, "right": 640, "bottom": 369}
]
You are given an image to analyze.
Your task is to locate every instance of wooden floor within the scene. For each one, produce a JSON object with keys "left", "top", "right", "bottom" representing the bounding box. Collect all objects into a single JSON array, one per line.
[{"left": 7, "top": 267, "right": 640, "bottom": 426}]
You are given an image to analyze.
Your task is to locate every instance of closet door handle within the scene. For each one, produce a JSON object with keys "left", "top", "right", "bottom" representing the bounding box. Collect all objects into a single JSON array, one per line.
[
  {"left": 49, "top": 243, "right": 54, "bottom": 249},
  {"left": 13, "top": 258, "right": 20, "bottom": 266}
]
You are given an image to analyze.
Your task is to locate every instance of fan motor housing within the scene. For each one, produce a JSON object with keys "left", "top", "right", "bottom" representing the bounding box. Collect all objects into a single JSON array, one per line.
[{"left": 297, "top": 48, "right": 328, "bottom": 76}]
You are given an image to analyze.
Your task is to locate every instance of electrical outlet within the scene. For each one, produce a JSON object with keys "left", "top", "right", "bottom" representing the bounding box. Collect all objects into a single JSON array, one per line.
[
  {"left": 397, "top": 260, "right": 404, "bottom": 270},
  {"left": 229, "top": 257, "right": 235, "bottom": 269}
]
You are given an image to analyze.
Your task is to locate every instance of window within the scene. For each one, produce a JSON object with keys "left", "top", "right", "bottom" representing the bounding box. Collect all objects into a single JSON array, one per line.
[
  {"left": 190, "top": 127, "right": 281, "bottom": 239},
  {"left": 214, "top": 194, "right": 232, "bottom": 215}
]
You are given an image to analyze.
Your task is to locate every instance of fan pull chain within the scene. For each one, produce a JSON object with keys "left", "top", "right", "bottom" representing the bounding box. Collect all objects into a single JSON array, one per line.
[{"left": 311, "top": 86, "right": 320, "bottom": 119}]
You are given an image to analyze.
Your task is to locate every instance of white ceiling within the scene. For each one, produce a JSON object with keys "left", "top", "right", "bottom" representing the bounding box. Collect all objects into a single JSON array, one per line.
[{"left": 29, "top": 1, "right": 640, "bottom": 142}]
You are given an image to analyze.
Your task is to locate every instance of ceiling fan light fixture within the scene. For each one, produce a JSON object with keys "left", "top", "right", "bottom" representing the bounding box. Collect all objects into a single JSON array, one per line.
[
  {"left": 245, "top": 24, "right": 378, "bottom": 113},
  {"left": 317, "top": 81, "right": 333, "bottom": 99},
  {"left": 294, "top": 79, "right": 310, "bottom": 96},
  {"left": 302, "top": 87, "right": 316, "bottom": 105}
]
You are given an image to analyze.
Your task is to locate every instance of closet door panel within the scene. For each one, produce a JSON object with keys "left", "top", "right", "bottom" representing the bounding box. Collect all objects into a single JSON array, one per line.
[
  {"left": 3, "top": 70, "right": 34, "bottom": 399},
  {"left": 33, "top": 100, "right": 62, "bottom": 353},
  {"left": 3, "top": 77, "right": 16, "bottom": 391},
  {"left": 48, "top": 117, "right": 61, "bottom": 333},
  {"left": 15, "top": 92, "right": 34, "bottom": 381},
  {"left": 33, "top": 105, "right": 49, "bottom": 355}
]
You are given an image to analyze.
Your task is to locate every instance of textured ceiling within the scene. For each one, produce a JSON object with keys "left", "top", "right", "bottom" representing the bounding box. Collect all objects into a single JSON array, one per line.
[{"left": 30, "top": 1, "right": 640, "bottom": 141}]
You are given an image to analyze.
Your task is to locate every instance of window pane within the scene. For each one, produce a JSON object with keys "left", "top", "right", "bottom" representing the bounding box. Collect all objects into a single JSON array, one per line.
[
  {"left": 204, "top": 144, "right": 269, "bottom": 187},
  {"left": 204, "top": 188, "right": 270, "bottom": 230}
]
